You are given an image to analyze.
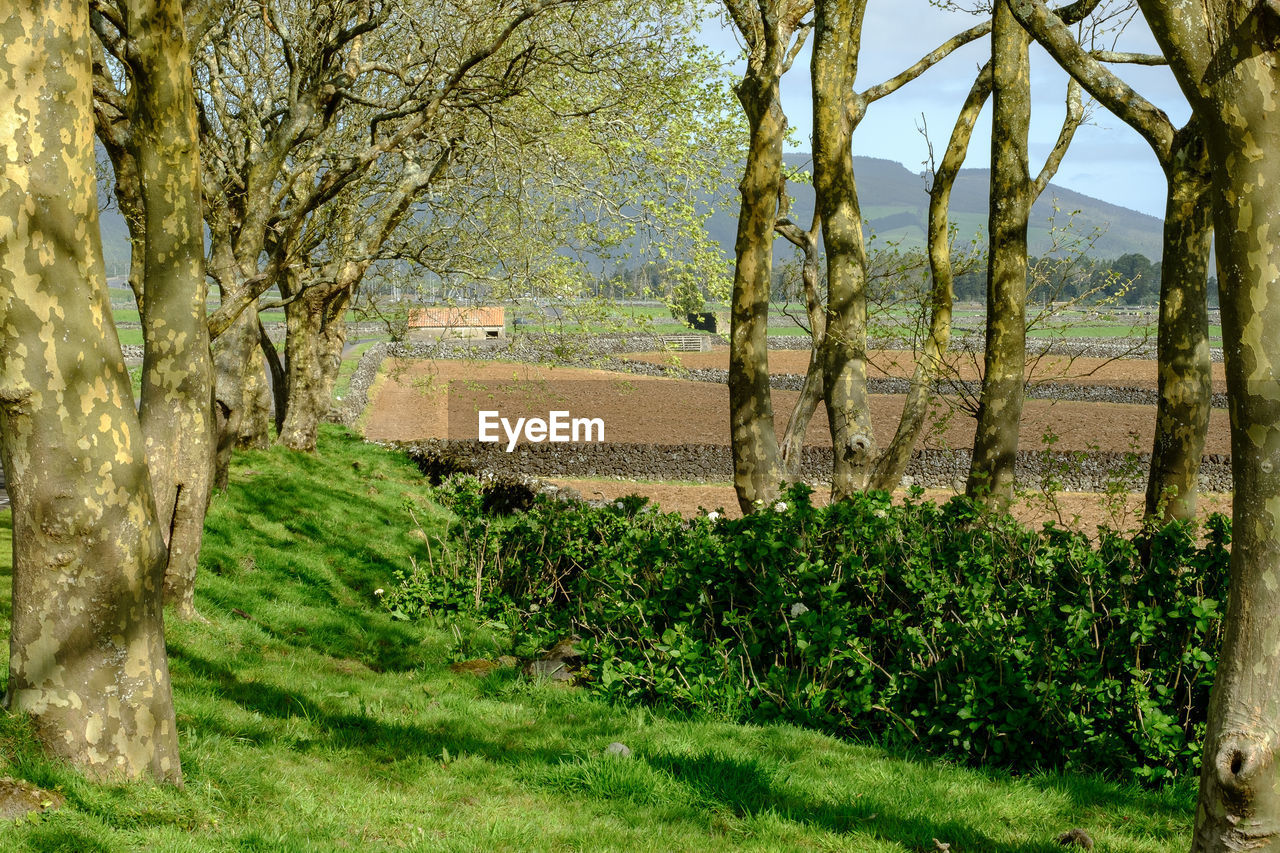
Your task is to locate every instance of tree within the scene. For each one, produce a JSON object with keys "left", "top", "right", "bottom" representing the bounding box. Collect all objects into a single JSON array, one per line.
[
  {"left": 809, "top": 0, "right": 876, "bottom": 498},
  {"left": 810, "top": 9, "right": 997, "bottom": 498},
  {"left": 1128, "top": 3, "right": 1280, "bottom": 847},
  {"left": 721, "top": 0, "right": 813, "bottom": 513},
  {"left": 91, "top": 0, "right": 216, "bottom": 618},
  {"left": 1005, "top": 0, "right": 1215, "bottom": 524},
  {"left": 0, "top": 0, "right": 181, "bottom": 781},
  {"left": 964, "top": 0, "right": 1094, "bottom": 508},
  {"left": 965, "top": 0, "right": 1033, "bottom": 507},
  {"left": 194, "top": 0, "right": 732, "bottom": 456},
  {"left": 195, "top": 0, "right": 573, "bottom": 460},
  {"left": 869, "top": 59, "right": 993, "bottom": 491},
  {"left": 726, "top": 1, "right": 992, "bottom": 509}
]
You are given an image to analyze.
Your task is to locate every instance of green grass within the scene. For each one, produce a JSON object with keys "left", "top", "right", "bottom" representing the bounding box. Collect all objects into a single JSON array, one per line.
[
  {"left": 0, "top": 428, "right": 1195, "bottom": 850},
  {"left": 333, "top": 341, "right": 378, "bottom": 400}
]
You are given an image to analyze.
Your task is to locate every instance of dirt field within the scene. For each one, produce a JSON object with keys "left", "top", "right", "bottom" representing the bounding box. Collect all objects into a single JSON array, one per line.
[
  {"left": 363, "top": 356, "right": 1230, "bottom": 455},
  {"left": 361, "top": 353, "right": 1233, "bottom": 532},
  {"left": 625, "top": 347, "right": 1229, "bottom": 392}
]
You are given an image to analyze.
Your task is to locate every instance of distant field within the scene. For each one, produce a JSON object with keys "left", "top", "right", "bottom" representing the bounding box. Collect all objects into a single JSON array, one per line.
[{"left": 111, "top": 305, "right": 287, "bottom": 327}]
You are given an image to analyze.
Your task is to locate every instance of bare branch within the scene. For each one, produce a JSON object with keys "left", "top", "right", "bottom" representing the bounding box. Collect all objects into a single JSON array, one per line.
[
  {"left": 1007, "top": 0, "right": 1175, "bottom": 161},
  {"left": 1033, "top": 77, "right": 1084, "bottom": 199}
]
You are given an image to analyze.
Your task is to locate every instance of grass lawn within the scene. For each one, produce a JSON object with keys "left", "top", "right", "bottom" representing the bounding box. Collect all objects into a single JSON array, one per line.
[{"left": 0, "top": 429, "right": 1195, "bottom": 851}]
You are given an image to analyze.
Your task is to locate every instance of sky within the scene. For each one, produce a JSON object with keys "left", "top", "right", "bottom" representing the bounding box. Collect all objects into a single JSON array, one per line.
[{"left": 699, "top": 0, "right": 1193, "bottom": 219}]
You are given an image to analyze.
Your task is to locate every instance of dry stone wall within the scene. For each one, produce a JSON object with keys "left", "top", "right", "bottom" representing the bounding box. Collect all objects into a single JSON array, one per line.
[{"left": 392, "top": 439, "right": 1232, "bottom": 494}]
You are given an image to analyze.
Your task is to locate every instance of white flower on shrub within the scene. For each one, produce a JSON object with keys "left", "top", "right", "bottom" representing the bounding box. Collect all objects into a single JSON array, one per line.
[
  {"left": 789, "top": 602, "right": 809, "bottom": 617},
  {"left": 773, "top": 501, "right": 788, "bottom": 513},
  {"left": 706, "top": 510, "right": 720, "bottom": 521},
  {"left": 374, "top": 588, "right": 384, "bottom": 596}
]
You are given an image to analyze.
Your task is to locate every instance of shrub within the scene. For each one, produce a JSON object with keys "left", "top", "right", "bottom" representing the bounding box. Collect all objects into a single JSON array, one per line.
[{"left": 387, "top": 480, "right": 1229, "bottom": 782}]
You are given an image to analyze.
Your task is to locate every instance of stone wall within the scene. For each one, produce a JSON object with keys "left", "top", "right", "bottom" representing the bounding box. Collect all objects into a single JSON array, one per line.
[{"left": 393, "top": 438, "right": 1233, "bottom": 494}]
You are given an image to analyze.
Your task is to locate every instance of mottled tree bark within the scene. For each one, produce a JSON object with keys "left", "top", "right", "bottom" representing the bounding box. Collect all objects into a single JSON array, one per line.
[
  {"left": 812, "top": 0, "right": 874, "bottom": 500},
  {"left": 1146, "top": 127, "right": 1213, "bottom": 522},
  {"left": 728, "top": 78, "right": 785, "bottom": 513},
  {"left": 212, "top": 304, "right": 271, "bottom": 490},
  {"left": 0, "top": 0, "right": 181, "bottom": 782},
  {"left": 1128, "top": 2, "right": 1280, "bottom": 848},
  {"left": 1005, "top": 0, "right": 1215, "bottom": 523},
  {"left": 967, "top": 0, "right": 1031, "bottom": 509},
  {"left": 120, "top": 0, "right": 215, "bottom": 619},
  {"left": 722, "top": 0, "right": 810, "bottom": 513}
]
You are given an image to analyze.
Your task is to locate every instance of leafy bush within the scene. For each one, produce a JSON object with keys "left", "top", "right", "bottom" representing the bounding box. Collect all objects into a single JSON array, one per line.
[{"left": 387, "top": 480, "right": 1229, "bottom": 782}]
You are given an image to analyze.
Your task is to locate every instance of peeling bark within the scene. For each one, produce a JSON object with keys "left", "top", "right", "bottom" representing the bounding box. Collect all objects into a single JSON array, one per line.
[
  {"left": 1130, "top": 2, "right": 1280, "bottom": 847},
  {"left": 121, "top": 0, "right": 215, "bottom": 619},
  {"left": 0, "top": 0, "right": 181, "bottom": 782}
]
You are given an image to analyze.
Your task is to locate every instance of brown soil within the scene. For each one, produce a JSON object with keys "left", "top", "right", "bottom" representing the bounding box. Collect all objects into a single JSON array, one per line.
[
  {"left": 363, "top": 357, "right": 1230, "bottom": 456},
  {"left": 362, "top": 355, "right": 1233, "bottom": 534},
  {"left": 624, "top": 347, "right": 1229, "bottom": 392}
]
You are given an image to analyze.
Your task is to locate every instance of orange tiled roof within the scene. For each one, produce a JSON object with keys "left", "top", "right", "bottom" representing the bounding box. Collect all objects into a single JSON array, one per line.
[{"left": 407, "top": 306, "right": 505, "bottom": 328}]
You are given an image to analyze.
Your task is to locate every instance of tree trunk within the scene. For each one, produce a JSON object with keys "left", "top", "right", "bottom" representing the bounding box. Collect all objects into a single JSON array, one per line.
[
  {"left": 1191, "top": 142, "right": 1280, "bottom": 852},
  {"left": 1130, "top": 2, "right": 1280, "bottom": 847},
  {"left": 870, "top": 62, "right": 991, "bottom": 492},
  {"left": 124, "top": 0, "right": 215, "bottom": 620},
  {"left": 811, "top": 0, "right": 874, "bottom": 500},
  {"left": 780, "top": 354, "right": 823, "bottom": 482},
  {"left": 966, "top": 0, "right": 1031, "bottom": 510},
  {"left": 260, "top": 318, "right": 287, "bottom": 437},
  {"left": 213, "top": 304, "right": 271, "bottom": 489},
  {"left": 776, "top": 216, "right": 823, "bottom": 481},
  {"left": 0, "top": 0, "right": 181, "bottom": 782},
  {"left": 728, "top": 69, "right": 786, "bottom": 513},
  {"left": 1145, "top": 126, "right": 1213, "bottom": 523},
  {"left": 280, "top": 287, "right": 351, "bottom": 452}
]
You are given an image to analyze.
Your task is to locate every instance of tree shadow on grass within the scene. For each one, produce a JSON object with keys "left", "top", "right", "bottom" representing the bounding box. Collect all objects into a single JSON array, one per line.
[
  {"left": 170, "top": 647, "right": 613, "bottom": 772},
  {"left": 172, "top": 646, "right": 1074, "bottom": 851},
  {"left": 642, "top": 748, "right": 1072, "bottom": 852}
]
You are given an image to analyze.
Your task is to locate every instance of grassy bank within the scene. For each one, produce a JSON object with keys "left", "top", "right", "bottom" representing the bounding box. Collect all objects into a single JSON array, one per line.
[{"left": 0, "top": 429, "right": 1194, "bottom": 851}]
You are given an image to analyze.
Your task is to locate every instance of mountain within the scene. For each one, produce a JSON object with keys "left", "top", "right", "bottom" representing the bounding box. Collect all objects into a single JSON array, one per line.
[
  {"left": 705, "top": 154, "right": 1165, "bottom": 262},
  {"left": 94, "top": 154, "right": 1165, "bottom": 277}
]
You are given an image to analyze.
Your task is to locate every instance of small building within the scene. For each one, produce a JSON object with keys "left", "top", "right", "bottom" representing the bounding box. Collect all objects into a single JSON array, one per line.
[{"left": 407, "top": 306, "right": 505, "bottom": 341}]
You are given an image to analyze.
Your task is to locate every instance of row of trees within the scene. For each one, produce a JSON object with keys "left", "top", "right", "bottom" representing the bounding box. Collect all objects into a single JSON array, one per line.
[
  {"left": 714, "top": 0, "right": 1280, "bottom": 847},
  {"left": 4, "top": 0, "right": 1280, "bottom": 848},
  {"left": 2, "top": 0, "right": 735, "bottom": 786}
]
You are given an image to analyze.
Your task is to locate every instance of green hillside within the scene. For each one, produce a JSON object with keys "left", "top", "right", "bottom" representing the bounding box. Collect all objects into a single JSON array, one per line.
[{"left": 705, "top": 155, "right": 1165, "bottom": 262}]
